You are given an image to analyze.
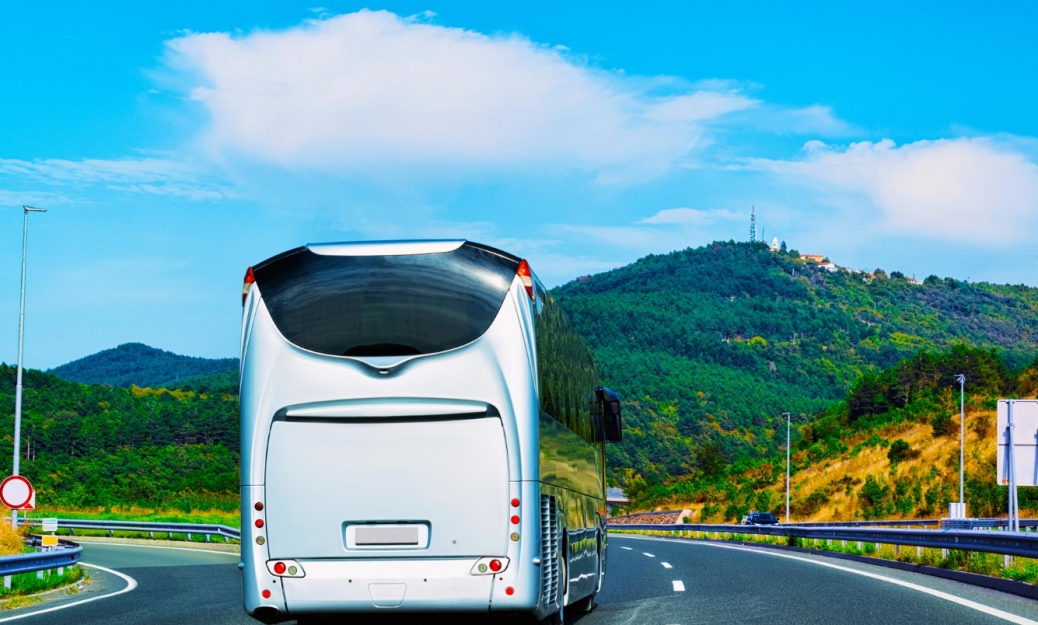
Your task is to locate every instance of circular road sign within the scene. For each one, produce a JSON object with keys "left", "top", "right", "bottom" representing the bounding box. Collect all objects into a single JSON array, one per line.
[{"left": 0, "top": 476, "right": 33, "bottom": 509}]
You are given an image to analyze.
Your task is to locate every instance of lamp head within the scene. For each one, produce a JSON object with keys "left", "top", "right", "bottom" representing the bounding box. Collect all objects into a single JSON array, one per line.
[{"left": 23, "top": 206, "right": 47, "bottom": 213}]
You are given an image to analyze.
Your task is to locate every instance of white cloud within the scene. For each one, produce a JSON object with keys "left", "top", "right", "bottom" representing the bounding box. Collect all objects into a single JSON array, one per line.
[
  {"left": 750, "top": 138, "right": 1038, "bottom": 242},
  {"left": 164, "top": 10, "right": 759, "bottom": 180},
  {"left": 0, "top": 158, "right": 236, "bottom": 200},
  {"left": 639, "top": 207, "right": 742, "bottom": 224}
]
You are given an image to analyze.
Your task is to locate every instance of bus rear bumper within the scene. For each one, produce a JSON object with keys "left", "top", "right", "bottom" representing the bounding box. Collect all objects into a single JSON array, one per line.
[{"left": 279, "top": 559, "right": 504, "bottom": 614}]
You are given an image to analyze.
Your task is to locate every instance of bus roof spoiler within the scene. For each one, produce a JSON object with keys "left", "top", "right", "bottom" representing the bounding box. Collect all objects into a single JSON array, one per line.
[
  {"left": 276, "top": 398, "right": 492, "bottom": 420},
  {"left": 306, "top": 240, "right": 466, "bottom": 257}
]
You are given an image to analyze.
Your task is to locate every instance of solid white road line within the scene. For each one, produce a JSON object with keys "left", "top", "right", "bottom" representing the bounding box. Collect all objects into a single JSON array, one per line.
[
  {"left": 643, "top": 552, "right": 655, "bottom": 558},
  {"left": 79, "top": 542, "right": 239, "bottom": 556},
  {"left": 0, "top": 563, "right": 137, "bottom": 623},
  {"left": 615, "top": 535, "right": 1038, "bottom": 625},
  {"left": 672, "top": 580, "right": 685, "bottom": 592},
  {"left": 662, "top": 562, "right": 673, "bottom": 569}
]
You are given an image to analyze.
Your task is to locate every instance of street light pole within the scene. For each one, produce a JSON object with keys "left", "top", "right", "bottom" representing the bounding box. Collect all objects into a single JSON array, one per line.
[
  {"left": 12, "top": 206, "right": 46, "bottom": 527},
  {"left": 955, "top": 374, "right": 966, "bottom": 515},
  {"left": 783, "top": 412, "right": 791, "bottom": 523}
]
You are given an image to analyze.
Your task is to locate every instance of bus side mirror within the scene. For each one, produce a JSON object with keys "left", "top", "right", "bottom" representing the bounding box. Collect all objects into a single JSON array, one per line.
[{"left": 596, "top": 387, "right": 622, "bottom": 443}]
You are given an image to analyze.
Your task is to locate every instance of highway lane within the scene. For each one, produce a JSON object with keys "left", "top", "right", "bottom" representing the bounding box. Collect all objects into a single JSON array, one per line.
[{"left": 8, "top": 537, "right": 1038, "bottom": 624}]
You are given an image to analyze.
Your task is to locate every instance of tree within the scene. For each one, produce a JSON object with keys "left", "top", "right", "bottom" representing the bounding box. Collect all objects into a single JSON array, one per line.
[{"left": 887, "top": 439, "right": 911, "bottom": 463}]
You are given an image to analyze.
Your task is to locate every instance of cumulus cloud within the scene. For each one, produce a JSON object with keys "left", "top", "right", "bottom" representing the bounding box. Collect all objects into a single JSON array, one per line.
[
  {"left": 164, "top": 10, "right": 758, "bottom": 180},
  {"left": 750, "top": 138, "right": 1038, "bottom": 242}
]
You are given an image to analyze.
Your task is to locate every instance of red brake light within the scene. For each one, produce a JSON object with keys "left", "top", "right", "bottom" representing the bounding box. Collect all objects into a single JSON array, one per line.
[
  {"left": 261, "top": 589, "right": 271, "bottom": 599},
  {"left": 511, "top": 498, "right": 520, "bottom": 508},
  {"left": 255, "top": 519, "right": 264, "bottom": 528},
  {"left": 505, "top": 586, "right": 514, "bottom": 595},
  {"left": 510, "top": 515, "right": 520, "bottom": 525},
  {"left": 254, "top": 502, "right": 263, "bottom": 511},
  {"left": 489, "top": 559, "right": 503, "bottom": 572},
  {"left": 517, "top": 260, "right": 535, "bottom": 301},
  {"left": 273, "top": 562, "right": 286, "bottom": 575},
  {"left": 242, "top": 267, "right": 255, "bottom": 306}
]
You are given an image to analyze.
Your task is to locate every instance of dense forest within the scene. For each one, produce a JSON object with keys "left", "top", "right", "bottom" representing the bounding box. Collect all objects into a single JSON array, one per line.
[
  {"left": 555, "top": 241, "right": 1038, "bottom": 486},
  {"left": 0, "top": 366, "right": 238, "bottom": 511},
  {"left": 621, "top": 347, "right": 1038, "bottom": 522},
  {"left": 49, "top": 343, "right": 237, "bottom": 390}
]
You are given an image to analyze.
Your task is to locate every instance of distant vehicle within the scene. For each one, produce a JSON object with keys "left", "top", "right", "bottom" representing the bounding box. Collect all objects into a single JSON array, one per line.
[
  {"left": 741, "top": 511, "right": 779, "bottom": 525},
  {"left": 239, "top": 240, "right": 622, "bottom": 624}
]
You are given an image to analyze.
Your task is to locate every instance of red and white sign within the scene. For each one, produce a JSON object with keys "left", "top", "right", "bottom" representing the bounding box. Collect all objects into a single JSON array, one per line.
[{"left": 0, "top": 476, "right": 34, "bottom": 510}]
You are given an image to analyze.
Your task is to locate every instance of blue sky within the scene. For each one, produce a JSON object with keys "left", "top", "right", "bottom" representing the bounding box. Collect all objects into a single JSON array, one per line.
[{"left": 2, "top": 2, "right": 1037, "bottom": 368}]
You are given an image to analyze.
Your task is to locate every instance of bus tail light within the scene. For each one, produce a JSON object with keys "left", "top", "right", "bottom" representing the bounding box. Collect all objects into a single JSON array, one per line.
[
  {"left": 267, "top": 560, "right": 305, "bottom": 577},
  {"left": 517, "top": 260, "right": 535, "bottom": 301},
  {"left": 471, "top": 557, "right": 509, "bottom": 575},
  {"left": 242, "top": 267, "right": 255, "bottom": 306}
]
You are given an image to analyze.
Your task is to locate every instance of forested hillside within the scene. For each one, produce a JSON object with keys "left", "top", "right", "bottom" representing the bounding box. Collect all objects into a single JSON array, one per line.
[
  {"left": 0, "top": 365, "right": 238, "bottom": 511},
  {"left": 555, "top": 241, "right": 1038, "bottom": 486},
  {"left": 49, "top": 343, "right": 237, "bottom": 390},
  {"left": 623, "top": 347, "right": 1038, "bottom": 522}
]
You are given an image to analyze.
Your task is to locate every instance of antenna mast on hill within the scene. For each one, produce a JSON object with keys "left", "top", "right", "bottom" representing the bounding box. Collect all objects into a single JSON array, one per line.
[{"left": 749, "top": 206, "right": 757, "bottom": 242}]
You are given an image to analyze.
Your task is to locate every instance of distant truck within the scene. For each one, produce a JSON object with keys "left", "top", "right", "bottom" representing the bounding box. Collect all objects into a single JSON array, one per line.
[{"left": 740, "top": 511, "right": 779, "bottom": 525}]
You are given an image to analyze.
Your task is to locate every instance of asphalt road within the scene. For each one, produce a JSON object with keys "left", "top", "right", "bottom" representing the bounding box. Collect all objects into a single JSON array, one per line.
[{"left": 7, "top": 536, "right": 1038, "bottom": 624}]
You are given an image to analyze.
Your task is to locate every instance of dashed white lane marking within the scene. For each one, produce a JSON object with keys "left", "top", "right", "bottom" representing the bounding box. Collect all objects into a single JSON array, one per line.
[
  {"left": 615, "top": 535, "right": 1038, "bottom": 625},
  {"left": 0, "top": 563, "right": 137, "bottom": 623},
  {"left": 620, "top": 546, "right": 633, "bottom": 550},
  {"left": 672, "top": 580, "right": 685, "bottom": 592},
  {"left": 662, "top": 562, "right": 673, "bottom": 569},
  {"left": 643, "top": 552, "right": 655, "bottom": 558}
]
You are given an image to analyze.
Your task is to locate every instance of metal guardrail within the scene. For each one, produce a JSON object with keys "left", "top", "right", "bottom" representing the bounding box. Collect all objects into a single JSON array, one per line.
[
  {"left": 0, "top": 537, "right": 81, "bottom": 578},
  {"left": 784, "top": 519, "right": 940, "bottom": 527},
  {"left": 18, "top": 518, "right": 240, "bottom": 541},
  {"left": 612, "top": 523, "right": 1038, "bottom": 559}
]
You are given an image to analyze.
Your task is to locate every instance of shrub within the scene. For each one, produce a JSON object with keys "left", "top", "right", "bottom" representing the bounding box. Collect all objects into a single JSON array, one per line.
[
  {"left": 888, "top": 439, "right": 912, "bottom": 463},
  {"left": 0, "top": 522, "right": 25, "bottom": 556},
  {"left": 930, "top": 411, "right": 956, "bottom": 436}
]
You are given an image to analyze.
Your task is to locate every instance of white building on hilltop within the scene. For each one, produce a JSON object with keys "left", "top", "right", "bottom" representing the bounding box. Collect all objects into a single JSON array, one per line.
[{"left": 770, "top": 237, "right": 780, "bottom": 252}]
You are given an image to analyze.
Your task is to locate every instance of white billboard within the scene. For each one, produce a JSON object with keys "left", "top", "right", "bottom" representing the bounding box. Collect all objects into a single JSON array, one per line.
[{"left": 997, "top": 399, "right": 1038, "bottom": 487}]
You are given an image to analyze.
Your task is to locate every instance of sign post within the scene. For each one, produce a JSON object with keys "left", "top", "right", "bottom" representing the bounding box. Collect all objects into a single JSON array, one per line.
[{"left": 996, "top": 399, "right": 1038, "bottom": 531}]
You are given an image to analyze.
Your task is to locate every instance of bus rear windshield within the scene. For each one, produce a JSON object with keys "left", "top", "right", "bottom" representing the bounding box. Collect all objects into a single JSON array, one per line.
[{"left": 252, "top": 244, "right": 520, "bottom": 357}]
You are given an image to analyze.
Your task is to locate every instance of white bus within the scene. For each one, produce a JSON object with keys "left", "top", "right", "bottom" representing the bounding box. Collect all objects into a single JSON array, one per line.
[{"left": 238, "top": 240, "right": 622, "bottom": 624}]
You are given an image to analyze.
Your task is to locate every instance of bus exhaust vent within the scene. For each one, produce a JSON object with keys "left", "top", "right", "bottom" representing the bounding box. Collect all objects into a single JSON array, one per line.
[{"left": 540, "top": 495, "right": 559, "bottom": 605}]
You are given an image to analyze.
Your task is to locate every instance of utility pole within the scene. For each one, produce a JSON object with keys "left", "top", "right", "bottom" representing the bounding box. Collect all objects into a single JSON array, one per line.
[
  {"left": 783, "top": 412, "right": 791, "bottom": 523},
  {"left": 955, "top": 374, "right": 965, "bottom": 516},
  {"left": 12, "top": 206, "right": 46, "bottom": 527}
]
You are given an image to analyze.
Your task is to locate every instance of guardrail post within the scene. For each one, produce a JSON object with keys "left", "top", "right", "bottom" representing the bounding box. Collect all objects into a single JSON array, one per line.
[
  {"left": 857, "top": 541, "right": 863, "bottom": 551},
  {"left": 895, "top": 544, "right": 900, "bottom": 557},
  {"left": 108, "top": 530, "right": 113, "bottom": 538},
  {"left": 149, "top": 532, "right": 154, "bottom": 539},
  {"left": 4, "top": 576, "right": 9, "bottom": 589},
  {"left": 1005, "top": 554, "right": 1012, "bottom": 568},
  {"left": 187, "top": 533, "right": 192, "bottom": 541},
  {"left": 917, "top": 546, "right": 922, "bottom": 558},
  {"left": 205, "top": 534, "right": 210, "bottom": 543}
]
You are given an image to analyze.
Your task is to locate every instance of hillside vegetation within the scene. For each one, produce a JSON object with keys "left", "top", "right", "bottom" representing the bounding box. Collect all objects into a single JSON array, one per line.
[
  {"left": 555, "top": 241, "right": 1038, "bottom": 486},
  {"left": 49, "top": 343, "right": 237, "bottom": 390},
  {"left": 0, "top": 365, "right": 238, "bottom": 512},
  {"left": 623, "top": 347, "right": 1038, "bottom": 521}
]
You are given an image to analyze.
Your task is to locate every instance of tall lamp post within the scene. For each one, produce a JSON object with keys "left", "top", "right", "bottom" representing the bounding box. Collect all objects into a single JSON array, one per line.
[
  {"left": 955, "top": 374, "right": 966, "bottom": 517},
  {"left": 12, "top": 206, "right": 46, "bottom": 527},
  {"left": 783, "top": 412, "right": 791, "bottom": 523}
]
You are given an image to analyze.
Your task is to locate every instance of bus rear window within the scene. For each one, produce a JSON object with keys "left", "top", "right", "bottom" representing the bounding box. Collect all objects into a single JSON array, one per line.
[{"left": 252, "top": 243, "right": 519, "bottom": 357}]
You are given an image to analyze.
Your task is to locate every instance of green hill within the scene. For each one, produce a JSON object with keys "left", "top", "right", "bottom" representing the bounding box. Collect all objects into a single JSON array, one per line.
[
  {"left": 48, "top": 343, "right": 237, "bottom": 390},
  {"left": 625, "top": 347, "right": 1038, "bottom": 522},
  {"left": 0, "top": 365, "right": 238, "bottom": 511},
  {"left": 554, "top": 241, "right": 1038, "bottom": 486}
]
